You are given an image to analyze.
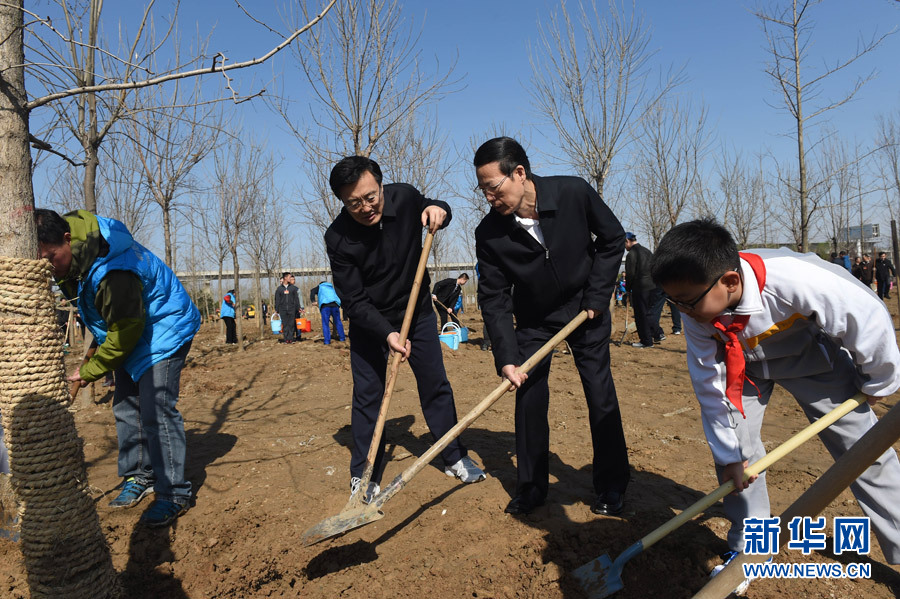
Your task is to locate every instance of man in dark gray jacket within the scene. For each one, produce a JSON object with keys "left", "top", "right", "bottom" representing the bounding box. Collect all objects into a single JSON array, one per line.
[
  {"left": 624, "top": 232, "right": 662, "bottom": 348},
  {"left": 274, "top": 272, "right": 301, "bottom": 343}
]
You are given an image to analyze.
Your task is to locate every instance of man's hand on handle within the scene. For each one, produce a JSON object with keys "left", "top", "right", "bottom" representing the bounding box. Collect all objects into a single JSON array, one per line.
[
  {"left": 421, "top": 206, "right": 447, "bottom": 233},
  {"left": 501, "top": 364, "right": 528, "bottom": 391},
  {"left": 386, "top": 332, "right": 411, "bottom": 362}
]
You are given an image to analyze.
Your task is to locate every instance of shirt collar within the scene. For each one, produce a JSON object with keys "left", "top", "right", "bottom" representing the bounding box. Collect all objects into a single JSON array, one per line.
[{"left": 732, "top": 257, "right": 764, "bottom": 316}]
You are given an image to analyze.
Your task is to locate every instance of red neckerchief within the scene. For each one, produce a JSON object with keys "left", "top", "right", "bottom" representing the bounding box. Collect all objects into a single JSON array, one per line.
[{"left": 711, "top": 252, "right": 766, "bottom": 418}]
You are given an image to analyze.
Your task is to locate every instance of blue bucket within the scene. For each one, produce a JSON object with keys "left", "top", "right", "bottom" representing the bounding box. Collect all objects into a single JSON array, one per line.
[{"left": 439, "top": 322, "right": 461, "bottom": 350}]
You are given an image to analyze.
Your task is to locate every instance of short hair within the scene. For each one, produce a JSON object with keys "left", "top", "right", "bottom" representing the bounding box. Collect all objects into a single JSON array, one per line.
[
  {"left": 473, "top": 137, "right": 532, "bottom": 179},
  {"left": 839, "top": 250, "right": 848, "bottom": 256},
  {"left": 329, "top": 155, "right": 383, "bottom": 197},
  {"left": 651, "top": 218, "right": 740, "bottom": 287},
  {"left": 282, "top": 272, "right": 292, "bottom": 279},
  {"left": 35, "top": 208, "right": 69, "bottom": 245},
  {"left": 458, "top": 273, "right": 469, "bottom": 280}
]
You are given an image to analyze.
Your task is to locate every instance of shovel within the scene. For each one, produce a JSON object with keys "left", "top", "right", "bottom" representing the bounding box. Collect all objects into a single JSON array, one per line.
[
  {"left": 301, "top": 310, "right": 591, "bottom": 546},
  {"left": 345, "top": 230, "right": 435, "bottom": 511},
  {"left": 572, "top": 392, "right": 867, "bottom": 599},
  {"left": 614, "top": 294, "right": 630, "bottom": 346}
]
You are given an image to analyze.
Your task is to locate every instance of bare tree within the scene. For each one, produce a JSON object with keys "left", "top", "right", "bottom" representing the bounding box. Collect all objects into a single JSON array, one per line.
[
  {"left": 376, "top": 106, "right": 457, "bottom": 271},
  {"left": 26, "top": 0, "right": 165, "bottom": 211},
  {"left": 96, "top": 132, "right": 154, "bottom": 238},
  {"left": 876, "top": 110, "right": 900, "bottom": 220},
  {"left": 715, "top": 149, "right": 766, "bottom": 248},
  {"left": 0, "top": 3, "right": 335, "bottom": 595},
  {"left": 279, "top": 0, "right": 458, "bottom": 234},
  {"left": 127, "top": 73, "right": 223, "bottom": 266},
  {"left": 243, "top": 164, "right": 283, "bottom": 340},
  {"left": 754, "top": 0, "right": 893, "bottom": 251},
  {"left": 214, "top": 137, "right": 271, "bottom": 350},
  {"left": 630, "top": 97, "right": 711, "bottom": 246},
  {"left": 529, "top": 0, "right": 684, "bottom": 196}
]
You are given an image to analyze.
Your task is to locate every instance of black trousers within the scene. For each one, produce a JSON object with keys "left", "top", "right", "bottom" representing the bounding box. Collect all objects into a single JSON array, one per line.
[
  {"left": 877, "top": 277, "right": 891, "bottom": 299},
  {"left": 437, "top": 308, "right": 460, "bottom": 327},
  {"left": 223, "top": 316, "right": 237, "bottom": 344},
  {"left": 513, "top": 310, "right": 630, "bottom": 502},
  {"left": 630, "top": 287, "right": 656, "bottom": 346},
  {"left": 349, "top": 310, "right": 466, "bottom": 482},
  {"left": 278, "top": 311, "right": 295, "bottom": 341}
]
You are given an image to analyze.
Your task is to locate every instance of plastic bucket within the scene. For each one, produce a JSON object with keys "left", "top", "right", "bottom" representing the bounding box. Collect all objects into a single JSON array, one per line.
[{"left": 439, "top": 322, "right": 461, "bottom": 350}]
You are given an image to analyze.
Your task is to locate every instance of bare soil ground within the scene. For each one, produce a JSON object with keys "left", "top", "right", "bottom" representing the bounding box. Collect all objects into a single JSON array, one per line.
[{"left": 2, "top": 304, "right": 900, "bottom": 598}]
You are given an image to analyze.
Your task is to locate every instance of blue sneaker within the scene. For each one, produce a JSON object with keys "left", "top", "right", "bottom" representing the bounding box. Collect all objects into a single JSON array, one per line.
[
  {"left": 139, "top": 499, "right": 187, "bottom": 528},
  {"left": 108, "top": 477, "right": 152, "bottom": 509}
]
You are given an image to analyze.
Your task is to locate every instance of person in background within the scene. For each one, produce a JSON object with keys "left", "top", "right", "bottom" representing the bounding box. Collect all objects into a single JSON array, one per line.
[
  {"left": 36, "top": 208, "right": 200, "bottom": 527},
  {"left": 274, "top": 272, "right": 300, "bottom": 344},
  {"left": 290, "top": 274, "right": 306, "bottom": 341},
  {"left": 838, "top": 249, "right": 852, "bottom": 272},
  {"left": 860, "top": 254, "right": 874, "bottom": 289},
  {"left": 221, "top": 289, "right": 237, "bottom": 344},
  {"left": 432, "top": 273, "right": 469, "bottom": 327},
  {"left": 875, "top": 251, "right": 896, "bottom": 300},
  {"left": 310, "top": 280, "right": 346, "bottom": 345},
  {"left": 625, "top": 232, "right": 663, "bottom": 348}
]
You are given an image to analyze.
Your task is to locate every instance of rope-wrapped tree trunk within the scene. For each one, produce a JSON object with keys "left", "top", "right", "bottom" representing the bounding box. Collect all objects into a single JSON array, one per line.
[{"left": 0, "top": 257, "right": 119, "bottom": 598}]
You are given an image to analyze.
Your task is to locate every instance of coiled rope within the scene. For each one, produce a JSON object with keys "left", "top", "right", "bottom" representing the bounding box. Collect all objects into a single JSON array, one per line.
[{"left": 0, "top": 256, "right": 118, "bottom": 598}]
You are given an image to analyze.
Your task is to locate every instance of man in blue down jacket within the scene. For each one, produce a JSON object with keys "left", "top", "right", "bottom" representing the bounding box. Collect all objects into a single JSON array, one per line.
[{"left": 36, "top": 208, "right": 200, "bottom": 527}]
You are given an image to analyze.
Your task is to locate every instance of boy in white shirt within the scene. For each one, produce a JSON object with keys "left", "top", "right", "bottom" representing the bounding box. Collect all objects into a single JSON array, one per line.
[{"left": 651, "top": 218, "right": 900, "bottom": 565}]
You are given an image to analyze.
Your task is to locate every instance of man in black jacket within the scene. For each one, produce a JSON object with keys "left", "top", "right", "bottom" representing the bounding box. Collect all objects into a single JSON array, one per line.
[
  {"left": 624, "top": 232, "right": 663, "bottom": 347},
  {"left": 274, "top": 272, "right": 301, "bottom": 343},
  {"left": 325, "top": 156, "right": 485, "bottom": 503},
  {"left": 875, "top": 252, "right": 896, "bottom": 300},
  {"left": 473, "top": 137, "right": 630, "bottom": 516},
  {"left": 432, "top": 273, "right": 469, "bottom": 326}
]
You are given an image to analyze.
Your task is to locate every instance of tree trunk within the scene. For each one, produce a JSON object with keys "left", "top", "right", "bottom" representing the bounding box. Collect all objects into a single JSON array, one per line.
[
  {"left": 231, "top": 248, "right": 243, "bottom": 351},
  {"left": 0, "top": 8, "right": 37, "bottom": 259},
  {"left": 82, "top": 142, "right": 99, "bottom": 212},
  {"left": 254, "top": 261, "right": 263, "bottom": 340},
  {"left": 217, "top": 257, "right": 224, "bottom": 339},
  {"left": 793, "top": 7, "right": 808, "bottom": 253},
  {"left": 0, "top": 4, "right": 117, "bottom": 597},
  {"left": 162, "top": 200, "right": 173, "bottom": 266}
]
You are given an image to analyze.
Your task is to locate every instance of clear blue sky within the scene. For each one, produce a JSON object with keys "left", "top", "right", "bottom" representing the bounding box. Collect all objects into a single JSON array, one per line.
[{"left": 29, "top": 0, "right": 900, "bottom": 260}]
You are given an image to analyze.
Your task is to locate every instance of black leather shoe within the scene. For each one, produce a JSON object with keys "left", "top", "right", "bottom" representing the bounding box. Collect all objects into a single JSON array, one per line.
[
  {"left": 591, "top": 491, "right": 624, "bottom": 516},
  {"left": 504, "top": 494, "right": 544, "bottom": 515}
]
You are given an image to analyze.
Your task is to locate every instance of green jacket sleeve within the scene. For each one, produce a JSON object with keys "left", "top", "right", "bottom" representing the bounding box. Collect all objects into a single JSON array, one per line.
[{"left": 79, "top": 270, "right": 145, "bottom": 382}]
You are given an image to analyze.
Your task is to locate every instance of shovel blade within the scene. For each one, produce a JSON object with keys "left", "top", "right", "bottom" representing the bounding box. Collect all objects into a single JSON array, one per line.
[
  {"left": 301, "top": 504, "right": 384, "bottom": 546},
  {"left": 572, "top": 553, "right": 624, "bottom": 599}
]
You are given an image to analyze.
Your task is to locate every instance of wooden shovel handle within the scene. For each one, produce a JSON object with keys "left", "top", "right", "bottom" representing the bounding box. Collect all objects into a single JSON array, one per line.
[
  {"left": 354, "top": 230, "right": 435, "bottom": 497},
  {"left": 693, "top": 396, "right": 900, "bottom": 599},
  {"left": 373, "top": 310, "right": 590, "bottom": 507},
  {"left": 639, "top": 393, "right": 867, "bottom": 551}
]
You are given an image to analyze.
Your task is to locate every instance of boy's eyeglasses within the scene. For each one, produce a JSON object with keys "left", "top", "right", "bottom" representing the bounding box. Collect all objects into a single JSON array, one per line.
[{"left": 664, "top": 276, "right": 722, "bottom": 311}]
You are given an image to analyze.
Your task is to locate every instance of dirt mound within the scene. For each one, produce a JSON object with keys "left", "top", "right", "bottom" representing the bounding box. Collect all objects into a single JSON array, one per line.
[{"left": 2, "top": 308, "right": 899, "bottom": 598}]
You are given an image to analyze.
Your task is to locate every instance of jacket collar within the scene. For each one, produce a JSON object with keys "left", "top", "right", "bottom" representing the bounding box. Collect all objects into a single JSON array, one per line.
[{"left": 732, "top": 256, "right": 765, "bottom": 316}]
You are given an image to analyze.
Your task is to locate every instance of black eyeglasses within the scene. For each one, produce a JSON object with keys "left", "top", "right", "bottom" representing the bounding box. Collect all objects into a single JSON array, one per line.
[{"left": 664, "top": 275, "right": 722, "bottom": 311}]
